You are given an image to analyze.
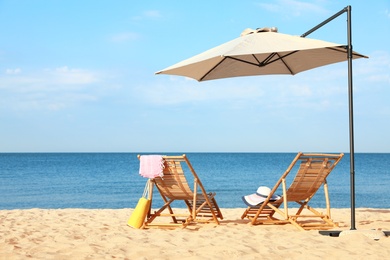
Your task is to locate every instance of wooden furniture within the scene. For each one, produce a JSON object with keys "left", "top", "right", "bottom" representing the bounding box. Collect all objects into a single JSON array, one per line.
[
  {"left": 138, "top": 154, "right": 223, "bottom": 228},
  {"left": 241, "top": 152, "right": 344, "bottom": 230}
]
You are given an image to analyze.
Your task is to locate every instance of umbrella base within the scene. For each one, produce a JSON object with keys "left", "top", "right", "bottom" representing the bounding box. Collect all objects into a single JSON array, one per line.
[{"left": 319, "top": 229, "right": 390, "bottom": 240}]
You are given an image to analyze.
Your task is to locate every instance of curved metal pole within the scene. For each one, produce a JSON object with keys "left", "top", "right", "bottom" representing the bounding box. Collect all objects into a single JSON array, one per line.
[{"left": 301, "top": 5, "right": 356, "bottom": 230}]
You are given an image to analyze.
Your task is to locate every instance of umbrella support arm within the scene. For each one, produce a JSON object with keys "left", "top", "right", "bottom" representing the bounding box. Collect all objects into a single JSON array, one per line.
[
  {"left": 302, "top": 6, "right": 356, "bottom": 231},
  {"left": 300, "top": 6, "right": 349, "bottom": 38}
]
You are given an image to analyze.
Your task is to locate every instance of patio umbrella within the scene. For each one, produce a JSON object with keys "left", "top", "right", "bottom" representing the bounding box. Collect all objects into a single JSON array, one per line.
[
  {"left": 156, "top": 27, "right": 367, "bottom": 81},
  {"left": 155, "top": 6, "right": 368, "bottom": 231}
]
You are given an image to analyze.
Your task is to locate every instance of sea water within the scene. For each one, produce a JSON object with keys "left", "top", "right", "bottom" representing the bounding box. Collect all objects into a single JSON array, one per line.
[{"left": 0, "top": 153, "right": 389, "bottom": 209}]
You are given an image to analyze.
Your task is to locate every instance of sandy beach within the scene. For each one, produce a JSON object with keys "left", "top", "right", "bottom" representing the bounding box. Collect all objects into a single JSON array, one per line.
[{"left": 1, "top": 208, "right": 389, "bottom": 259}]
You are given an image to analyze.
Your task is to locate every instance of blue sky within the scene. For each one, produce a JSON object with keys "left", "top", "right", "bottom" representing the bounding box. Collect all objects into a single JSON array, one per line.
[{"left": 0, "top": 0, "right": 389, "bottom": 153}]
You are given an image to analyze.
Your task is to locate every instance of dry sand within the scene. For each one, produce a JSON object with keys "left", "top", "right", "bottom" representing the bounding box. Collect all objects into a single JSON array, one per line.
[{"left": 1, "top": 208, "right": 389, "bottom": 259}]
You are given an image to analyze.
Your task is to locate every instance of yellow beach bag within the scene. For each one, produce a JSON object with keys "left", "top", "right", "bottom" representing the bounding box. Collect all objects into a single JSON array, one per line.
[{"left": 128, "top": 180, "right": 151, "bottom": 229}]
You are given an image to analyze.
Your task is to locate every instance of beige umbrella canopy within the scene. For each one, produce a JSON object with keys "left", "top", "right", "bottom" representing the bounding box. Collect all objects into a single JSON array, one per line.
[{"left": 156, "top": 27, "right": 367, "bottom": 81}]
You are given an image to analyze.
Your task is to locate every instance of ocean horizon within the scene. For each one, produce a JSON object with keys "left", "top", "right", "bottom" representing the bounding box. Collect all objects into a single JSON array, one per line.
[{"left": 1, "top": 152, "right": 389, "bottom": 210}]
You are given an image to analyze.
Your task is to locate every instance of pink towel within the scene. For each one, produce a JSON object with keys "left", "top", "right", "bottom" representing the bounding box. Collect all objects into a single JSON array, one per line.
[{"left": 139, "top": 155, "right": 164, "bottom": 178}]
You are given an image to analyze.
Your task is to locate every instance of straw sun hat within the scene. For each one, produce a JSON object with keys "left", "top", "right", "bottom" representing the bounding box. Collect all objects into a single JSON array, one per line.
[{"left": 242, "top": 186, "right": 281, "bottom": 207}]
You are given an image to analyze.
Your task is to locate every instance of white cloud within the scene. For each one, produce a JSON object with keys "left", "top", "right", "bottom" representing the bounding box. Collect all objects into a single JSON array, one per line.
[
  {"left": 110, "top": 10, "right": 161, "bottom": 44},
  {"left": 385, "top": 9, "right": 390, "bottom": 18},
  {"left": 132, "top": 9, "right": 162, "bottom": 21},
  {"left": 109, "top": 32, "right": 139, "bottom": 43},
  {"left": 356, "top": 51, "right": 390, "bottom": 85},
  {"left": 135, "top": 77, "right": 267, "bottom": 106},
  {"left": 45, "top": 66, "right": 99, "bottom": 85},
  {"left": 144, "top": 10, "right": 162, "bottom": 19},
  {"left": 256, "top": 0, "right": 328, "bottom": 17},
  {"left": 0, "top": 66, "right": 103, "bottom": 111},
  {"left": 146, "top": 59, "right": 367, "bottom": 115},
  {"left": 5, "top": 68, "right": 21, "bottom": 75}
]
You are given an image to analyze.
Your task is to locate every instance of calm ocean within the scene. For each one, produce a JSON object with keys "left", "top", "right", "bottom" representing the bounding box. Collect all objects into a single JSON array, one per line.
[{"left": 0, "top": 153, "right": 389, "bottom": 210}]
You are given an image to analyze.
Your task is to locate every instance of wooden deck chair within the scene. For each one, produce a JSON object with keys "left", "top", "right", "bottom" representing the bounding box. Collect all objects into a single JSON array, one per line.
[
  {"left": 241, "top": 152, "right": 344, "bottom": 230},
  {"left": 138, "top": 154, "right": 223, "bottom": 228}
]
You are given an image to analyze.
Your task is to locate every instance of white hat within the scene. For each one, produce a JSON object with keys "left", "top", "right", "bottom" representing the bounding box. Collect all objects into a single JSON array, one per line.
[{"left": 242, "top": 186, "right": 281, "bottom": 207}]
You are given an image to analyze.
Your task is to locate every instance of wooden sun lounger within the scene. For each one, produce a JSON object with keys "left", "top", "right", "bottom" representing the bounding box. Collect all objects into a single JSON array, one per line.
[
  {"left": 241, "top": 152, "right": 344, "bottom": 230},
  {"left": 138, "top": 154, "right": 223, "bottom": 228}
]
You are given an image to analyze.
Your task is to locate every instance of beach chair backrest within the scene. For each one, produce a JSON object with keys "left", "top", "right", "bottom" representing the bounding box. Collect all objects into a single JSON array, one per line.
[
  {"left": 286, "top": 158, "right": 331, "bottom": 201},
  {"left": 154, "top": 157, "right": 194, "bottom": 199}
]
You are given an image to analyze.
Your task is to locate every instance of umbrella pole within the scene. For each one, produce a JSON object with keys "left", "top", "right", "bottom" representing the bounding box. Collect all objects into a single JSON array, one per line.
[
  {"left": 301, "top": 5, "right": 356, "bottom": 231},
  {"left": 346, "top": 5, "right": 356, "bottom": 231}
]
